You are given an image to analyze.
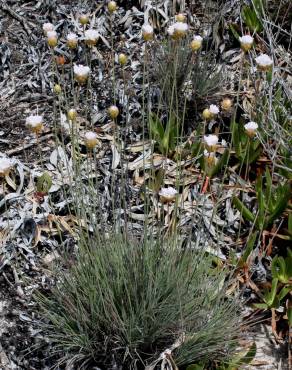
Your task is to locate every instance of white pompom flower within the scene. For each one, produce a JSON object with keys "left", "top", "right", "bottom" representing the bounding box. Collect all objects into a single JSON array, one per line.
[
  {"left": 84, "top": 29, "right": 99, "bottom": 46},
  {"left": 47, "top": 30, "right": 58, "bottom": 47},
  {"left": 168, "top": 22, "right": 188, "bottom": 39},
  {"left": 43, "top": 23, "right": 54, "bottom": 35},
  {"left": 0, "top": 158, "right": 14, "bottom": 177},
  {"left": 209, "top": 104, "right": 219, "bottom": 115},
  {"left": 159, "top": 187, "right": 178, "bottom": 203},
  {"left": 73, "top": 64, "right": 90, "bottom": 84},
  {"left": 204, "top": 134, "right": 219, "bottom": 151},
  {"left": 239, "top": 35, "right": 253, "bottom": 52},
  {"left": 84, "top": 131, "right": 98, "bottom": 149},
  {"left": 190, "top": 35, "right": 203, "bottom": 51},
  {"left": 67, "top": 33, "right": 78, "bottom": 49},
  {"left": 26, "top": 115, "right": 43, "bottom": 134},
  {"left": 255, "top": 54, "right": 273, "bottom": 71},
  {"left": 244, "top": 121, "right": 258, "bottom": 137},
  {"left": 142, "top": 24, "right": 154, "bottom": 41}
]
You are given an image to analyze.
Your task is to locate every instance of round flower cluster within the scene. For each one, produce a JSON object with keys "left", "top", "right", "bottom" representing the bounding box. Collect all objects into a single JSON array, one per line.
[
  {"left": 26, "top": 115, "right": 43, "bottom": 134},
  {"left": 142, "top": 24, "right": 154, "bottom": 41},
  {"left": 244, "top": 121, "right": 258, "bottom": 137},
  {"left": 159, "top": 187, "right": 178, "bottom": 203},
  {"left": 203, "top": 135, "right": 219, "bottom": 170},
  {"left": 73, "top": 64, "right": 90, "bottom": 84},
  {"left": 167, "top": 22, "right": 189, "bottom": 39},
  {"left": 0, "top": 158, "right": 14, "bottom": 177},
  {"left": 67, "top": 33, "right": 78, "bottom": 49},
  {"left": 84, "top": 29, "right": 99, "bottom": 46},
  {"left": 203, "top": 104, "right": 220, "bottom": 120},
  {"left": 190, "top": 35, "right": 203, "bottom": 51}
]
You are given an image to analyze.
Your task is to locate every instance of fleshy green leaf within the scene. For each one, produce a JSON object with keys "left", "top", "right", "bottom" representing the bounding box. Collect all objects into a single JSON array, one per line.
[{"left": 232, "top": 196, "right": 255, "bottom": 223}]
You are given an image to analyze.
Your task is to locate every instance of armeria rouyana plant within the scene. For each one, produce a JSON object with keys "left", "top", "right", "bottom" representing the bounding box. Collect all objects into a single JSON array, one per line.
[{"left": 38, "top": 234, "right": 243, "bottom": 369}]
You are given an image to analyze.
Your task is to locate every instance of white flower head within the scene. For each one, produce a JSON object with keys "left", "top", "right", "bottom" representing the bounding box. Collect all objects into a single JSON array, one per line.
[
  {"left": 67, "top": 33, "right": 78, "bottom": 42},
  {"left": 190, "top": 35, "right": 203, "bottom": 51},
  {"left": 193, "top": 35, "right": 203, "bottom": 43},
  {"left": 0, "top": 158, "right": 14, "bottom": 177},
  {"left": 168, "top": 22, "right": 188, "bottom": 39},
  {"left": 47, "top": 30, "right": 57, "bottom": 39},
  {"left": 26, "top": 115, "right": 43, "bottom": 134},
  {"left": 159, "top": 187, "right": 178, "bottom": 202},
  {"left": 26, "top": 115, "right": 43, "bottom": 128},
  {"left": 244, "top": 121, "right": 258, "bottom": 136},
  {"left": 73, "top": 64, "right": 90, "bottom": 77},
  {"left": 85, "top": 131, "right": 97, "bottom": 141},
  {"left": 142, "top": 24, "right": 153, "bottom": 34},
  {"left": 239, "top": 35, "right": 253, "bottom": 44},
  {"left": 255, "top": 54, "right": 273, "bottom": 71},
  {"left": 84, "top": 29, "right": 99, "bottom": 42},
  {"left": 240, "top": 35, "right": 253, "bottom": 43},
  {"left": 239, "top": 35, "right": 253, "bottom": 51},
  {"left": 168, "top": 22, "right": 188, "bottom": 38},
  {"left": 174, "top": 22, "right": 188, "bottom": 33},
  {"left": 204, "top": 134, "right": 219, "bottom": 149},
  {"left": 209, "top": 104, "right": 219, "bottom": 115},
  {"left": 43, "top": 23, "right": 54, "bottom": 34},
  {"left": 84, "top": 131, "right": 98, "bottom": 149},
  {"left": 142, "top": 24, "right": 154, "bottom": 41}
]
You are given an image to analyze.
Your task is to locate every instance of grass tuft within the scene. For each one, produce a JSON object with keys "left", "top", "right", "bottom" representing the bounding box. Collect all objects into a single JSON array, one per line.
[{"left": 38, "top": 234, "right": 244, "bottom": 369}]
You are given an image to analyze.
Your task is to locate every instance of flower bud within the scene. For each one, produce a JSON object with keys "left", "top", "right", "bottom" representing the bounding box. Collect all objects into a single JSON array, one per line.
[
  {"left": 67, "top": 109, "right": 77, "bottom": 121},
  {"left": 108, "top": 1, "right": 117, "bottom": 13},
  {"left": 190, "top": 35, "right": 203, "bottom": 51},
  {"left": 79, "top": 14, "right": 89, "bottom": 25},
  {"left": 118, "top": 53, "right": 127, "bottom": 66},
  {"left": 47, "top": 30, "right": 58, "bottom": 48},
  {"left": 108, "top": 105, "right": 119, "bottom": 119},
  {"left": 84, "top": 131, "right": 98, "bottom": 149},
  {"left": 54, "top": 84, "right": 62, "bottom": 94},
  {"left": 175, "top": 13, "right": 186, "bottom": 23},
  {"left": 202, "top": 108, "right": 212, "bottom": 120},
  {"left": 221, "top": 98, "right": 232, "bottom": 112}
]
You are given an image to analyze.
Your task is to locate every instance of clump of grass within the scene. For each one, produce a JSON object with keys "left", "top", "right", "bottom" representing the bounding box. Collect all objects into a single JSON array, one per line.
[{"left": 38, "top": 234, "right": 244, "bottom": 369}]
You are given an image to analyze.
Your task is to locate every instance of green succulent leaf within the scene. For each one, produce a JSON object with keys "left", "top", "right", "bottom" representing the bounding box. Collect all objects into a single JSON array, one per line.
[
  {"left": 238, "top": 231, "right": 258, "bottom": 266},
  {"left": 271, "top": 256, "right": 287, "bottom": 283},
  {"left": 232, "top": 196, "right": 255, "bottom": 223},
  {"left": 265, "top": 181, "right": 291, "bottom": 228},
  {"left": 278, "top": 285, "right": 292, "bottom": 301}
]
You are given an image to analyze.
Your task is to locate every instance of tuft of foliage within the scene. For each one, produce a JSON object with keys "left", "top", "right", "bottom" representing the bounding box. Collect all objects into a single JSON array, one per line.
[
  {"left": 151, "top": 38, "right": 224, "bottom": 113},
  {"left": 38, "top": 234, "right": 244, "bottom": 369}
]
